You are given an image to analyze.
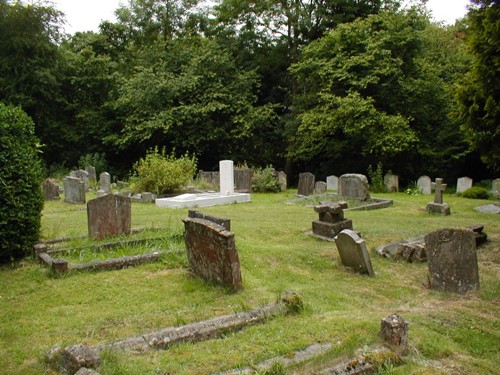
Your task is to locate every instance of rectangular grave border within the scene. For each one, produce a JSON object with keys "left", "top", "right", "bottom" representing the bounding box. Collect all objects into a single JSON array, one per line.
[{"left": 34, "top": 227, "right": 178, "bottom": 274}]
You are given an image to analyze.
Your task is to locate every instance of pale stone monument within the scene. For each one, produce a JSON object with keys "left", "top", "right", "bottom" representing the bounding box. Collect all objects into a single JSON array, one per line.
[
  {"left": 427, "top": 178, "right": 450, "bottom": 215},
  {"left": 326, "top": 175, "right": 338, "bottom": 191},
  {"left": 456, "top": 176, "right": 472, "bottom": 193},
  {"left": 99, "top": 172, "right": 111, "bottom": 194},
  {"left": 417, "top": 176, "right": 432, "bottom": 195},
  {"left": 220, "top": 160, "right": 234, "bottom": 195},
  {"left": 334, "top": 229, "right": 374, "bottom": 276}
]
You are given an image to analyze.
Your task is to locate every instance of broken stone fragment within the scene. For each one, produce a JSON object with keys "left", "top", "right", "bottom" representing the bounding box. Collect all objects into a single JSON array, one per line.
[{"left": 61, "top": 344, "right": 100, "bottom": 375}]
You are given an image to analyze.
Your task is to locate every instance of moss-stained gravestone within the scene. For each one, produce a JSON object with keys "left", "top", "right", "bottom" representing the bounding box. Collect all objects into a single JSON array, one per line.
[
  {"left": 87, "top": 194, "right": 131, "bottom": 240},
  {"left": 334, "top": 229, "right": 374, "bottom": 276},
  {"left": 425, "top": 228, "right": 479, "bottom": 294}
]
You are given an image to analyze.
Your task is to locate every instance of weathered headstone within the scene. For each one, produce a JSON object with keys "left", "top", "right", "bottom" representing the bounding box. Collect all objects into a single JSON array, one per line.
[
  {"left": 338, "top": 174, "right": 370, "bottom": 201},
  {"left": 234, "top": 168, "right": 252, "bottom": 193},
  {"left": 417, "top": 175, "right": 432, "bottom": 195},
  {"left": 42, "top": 178, "right": 60, "bottom": 200},
  {"left": 456, "top": 176, "right": 473, "bottom": 193},
  {"left": 384, "top": 174, "right": 399, "bottom": 192},
  {"left": 381, "top": 314, "right": 409, "bottom": 354},
  {"left": 334, "top": 229, "right": 374, "bottom": 276},
  {"left": 85, "top": 166, "right": 97, "bottom": 186},
  {"left": 427, "top": 178, "right": 450, "bottom": 215},
  {"left": 70, "top": 169, "right": 90, "bottom": 191},
  {"left": 314, "top": 181, "right": 327, "bottom": 195},
  {"left": 99, "top": 172, "right": 111, "bottom": 194},
  {"left": 297, "top": 172, "right": 315, "bottom": 196},
  {"left": 183, "top": 215, "right": 242, "bottom": 291},
  {"left": 64, "top": 176, "right": 86, "bottom": 204},
  {"left": 87, "top": 194, "right": 131, "bottom": 240},
  {"left": 198, "top": 170, "right": 220, "bottom": 189},
  {"left": 220, "top": 160, "right": 235, "bottom": 195},
  {"left": 491, "top": 178, "right": 500, "bottom": 197},
  {"left": 312, "top": 201, "right": 352, "bottom": 240},
  {"left": 326, "top": 175, "right": 338, "bottom": 191},
  {"left": 278, "top": 171, "right": 287, "bottom": 191},
  {"left": 425, "top": 228, "right": 479, "bottom": 293},
  {"left": 188, "top": 210, "right": 230, "bottom": 230}
]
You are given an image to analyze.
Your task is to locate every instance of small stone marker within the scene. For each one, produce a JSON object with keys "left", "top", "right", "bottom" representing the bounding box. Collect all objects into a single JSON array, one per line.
[
  {"left": 492, "top": 178, "right": 500, "bottom": 197},
  {"left": 326, "top": 175, "right": 338, "bottom": 191},
  {"left": 220, "top": 160, "right": 235, "bottom": 195},
  {"left": 334, "top": 229, "right": 374, "bottom": 276},
  {"left": 42, "top": 178, "right": 60, "bottom": 200},
  {"left": 61, "top": 344, "right": 100, "bottom": 375},
  {"left": 427, "top": 178, "right": 450, "bottom": 215},
  {"left": 64, "top": 176, "right": 86, "bottom": 204},
  {"left": 278, "top": 171, "right": 287, "bottom": 191},
  {"left": 87, "top": 194, "right": 131, "bottom": 240},
  {"left": 456, "top": 176, "right": 472, "bottom": 193},
  {"left": 85, "top": 166, "right": 97, "bottom": 185},
  {"left": 381, "top": 314, "right": 409, "bottom": 353},
  {"left": 183, "top": 215, "right": 242, "bottom": 291},
  {"left": 99, "top": 172, "right": 111, "bottom": 194},
  {"left": 417, "top": 175, "right": 432, "bottom": 195},
  {"left": 312, "top": 201, "right": 353, "bottom": 240},
  {"left": 338, "top": 174, "right": 370, "bottom": 200},
  {"left": 425, "top": 228, "right": 479, "bottom": 294},
  {"left": 384, "top": 174, "right": 399, "bottom": 192},
  {"left": 314, "top": 181, "right": 327, "bottom": 194},
  {"left": 297, "top": 172, "right": 315, "bottom": 196},
  {"left": 70, "top": 169, "right": 90, "bottom": 191}
]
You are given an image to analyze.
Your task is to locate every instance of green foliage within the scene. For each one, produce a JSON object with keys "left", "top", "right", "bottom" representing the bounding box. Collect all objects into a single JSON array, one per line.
[
  {"left": 78, "top": 152, "right": 108, "bottom": 175},
  {"left": 404, "top": 181, "right": 421, "bottom": 196},
  {"left": 367, "top": 163, "right": 388, "bottom": 193},
  {"left": 130, "top": 147, "right": 197, "bottom": 194},
  {"left": 461, "top": 186, "right": 490, "bottom": 200},
  {"left": 0, "top": 103, "right": 44, "bottom": 263},
  {"left": 251, "top": 166, "right": 281, "bottom": 193}
]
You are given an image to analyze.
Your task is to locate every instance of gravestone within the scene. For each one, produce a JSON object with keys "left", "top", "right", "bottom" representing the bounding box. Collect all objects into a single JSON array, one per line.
[
  {"left": 278, "top": 171, "right": 287, "bottom": 191},
  {"left": 87, "top": 194, "right": 131, "bottom": 240},
  {"left": 417, "top": 176, "right": 432, "bottom": 195},
  {"left": 198, "top": 170, "right": 220, "bottom": 189},
  {"left": 381, "top": 314, "right": 409, "bottom": 354},
  {"left": 456, "top": 176, "right": 472, "bottom": 193},
  {"left": 427, "top": 178, "right": 450, "bottom": 215},
  {"left": 338, "top": 174, "right": 370, "bottom": 201},
  {"left": 334, "top": 229, "right": 374, "bottom": 276},
  {"left": 312, "top": 201, "right": 352, "bottom": 240},
  {"left": 220, "top": 160, "right": 234, "bottom": 195},
  {"left": 297, "top": 172, "right": 315, "bottom": 196},
  {"left": 42, "top": 178, "right": 60, "bottom": 200},
  {"left": 99, "top": 172, "right": 111, "bottom": 194},
  {"left": 492, "top": 178, "right": 500, "bottom": 197},
  {"left": 314, "top": 181, "right": 327, "bottom": 195},
  {"left": 326, "top": 175, "right": 338, "bottom": 191},
  {"left": 70, "top": 169, "right": 90, "bottom": 191},
  {"left": 64, "top": 176, "right": 86, "bottom": 204},
  {"left": 425, "top": 228, "right": 479, "bottom": 293},
  {"left": 384, "top": 174, "right": 399, "bottom": 192},
  {"left": 85, "top": 166, "right": 97, "bottom": 186},
  {"left": 234, "top": 168, "right": 252, "bottom": 193},
  {"left": 183, "top": 215, "right": 242, "bottom": 291}
]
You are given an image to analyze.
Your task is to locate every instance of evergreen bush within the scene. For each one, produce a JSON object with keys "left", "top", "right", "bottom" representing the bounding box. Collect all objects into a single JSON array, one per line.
[
  {"left": 130, "top": 147, "right": 197, "bottom": 194},
  {"left": 461, "top": 186, "right": 490, "bottom": 200},
  {"left": 251, "top": 166, "right": 281, "bottom": 193},
  {"left": 0, "top": 103, "right": 44, "bottom": 263}
]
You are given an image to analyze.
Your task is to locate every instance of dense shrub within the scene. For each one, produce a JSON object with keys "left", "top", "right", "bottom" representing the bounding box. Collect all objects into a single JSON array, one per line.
[
  {"left": 251, "top": 166, "right": 281, "bottom": 193},
  {"left": 461, "top": 186, "right": 490, "bottom": 200},
  {"left": 0, "top": 103, "right": 44, "bottom": 263},
  {"left": 130, "top": 147, "right": 197, "bottom": 194},
  {"left": 367, "top": 163, "right": 388, "bottom": 193},
  {"left": 78, "top": 152, "right": 108, "bottom": 175}
]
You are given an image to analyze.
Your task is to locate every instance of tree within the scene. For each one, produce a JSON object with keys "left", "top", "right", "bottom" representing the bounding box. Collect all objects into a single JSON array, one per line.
[{"left": 456, "top": 0, "right": 500, "bottom": 172}]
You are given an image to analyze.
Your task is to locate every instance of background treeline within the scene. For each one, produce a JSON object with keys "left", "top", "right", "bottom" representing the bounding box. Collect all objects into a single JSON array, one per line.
[{"left": 0, "top": 0, "right": 498, "bottom": 185}]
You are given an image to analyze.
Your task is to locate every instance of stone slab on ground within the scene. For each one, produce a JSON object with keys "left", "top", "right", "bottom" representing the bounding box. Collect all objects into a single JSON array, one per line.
[{"left": 474, "top": 203, "right": 500, "bottom": 214}]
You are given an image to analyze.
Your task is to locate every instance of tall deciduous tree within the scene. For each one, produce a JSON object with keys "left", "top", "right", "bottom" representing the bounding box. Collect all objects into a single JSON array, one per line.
[{"left": 456, "top": 0, "right": 499, "bottom": 172}]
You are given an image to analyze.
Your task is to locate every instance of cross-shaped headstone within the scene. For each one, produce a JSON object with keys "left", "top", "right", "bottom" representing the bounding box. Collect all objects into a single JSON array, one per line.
[{"left": 431, "top": 178, "right": 447, "bottom": 204}]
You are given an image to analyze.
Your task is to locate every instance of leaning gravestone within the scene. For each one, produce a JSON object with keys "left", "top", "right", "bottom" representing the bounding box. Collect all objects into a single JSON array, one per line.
[
  {"left": 338, "top": 174, "right": 370, "bottom": 201},
  {"left": 312, "top": 201, "right": 352, "bottom": 240},
  {"left": 425, "top": 228, "right": 479, "bottom": 293},
  {"left": 99, "top": 172, "right": 111, "bottom": 194},
  {"left": 314, "top": 181, "right": 327, "bottom": 195},
  {"left": 417, "top": 176, "right": 432, "bottom": 195},
  {"left": 70, "top": 169, "right": 90, "bottom": 191},
  {"left": 183, "top": 215, "right": 242, "bottom": 291},
  {"left": 456, "top": 176, "right": 473, "bottom": 193},
  {"left": 87, "top": 194, "right": 131, "bottom": 240},
  {"left": 384, "top": 174, "right": 399, "bottom": 192},
  {"left": 334, "top": 229, "right": 374, "bottom": 276},
  {"left": 297, "top": 172, "right": 315, "bottom": 196},
  {"left": 426, "top": 178, "right": 450, "bottom": 215},
  {"left": 64, "top": 176, "right": 86, "bottom": 204},
  {"left": 278, "top": 171, "right": 287, "bottom": 191},
  {"left": 326, "top": 175, "right": 338, "bottom": 191},
  {"left": 42, "top": 178, "right": 60, "bottom": 200}
]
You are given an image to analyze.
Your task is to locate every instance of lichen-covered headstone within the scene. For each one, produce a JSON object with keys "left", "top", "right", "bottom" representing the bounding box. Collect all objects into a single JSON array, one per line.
[
  {"left": 417, "top": 175, "right": 431, "bottom": 195},
  {"left": 338, "top": 174, "right": 370, "bottom": 200},
  {"left": 425, "top": 228, "right": 479, "bottom": 293},
  {"left": 297, "top": 172, "right": 315, "bottom": 196},
  {"left": 64, "top": 176, "right": 86, "bottom": 204},
  {"left": 334, "top": 229, "right": 374, "bottom": 276},
  {"left": 87, "top": 194, "right": 131, "bottom": 240},
  {"left": 381, "top": 314, "right": 409, "bottom": 354}
]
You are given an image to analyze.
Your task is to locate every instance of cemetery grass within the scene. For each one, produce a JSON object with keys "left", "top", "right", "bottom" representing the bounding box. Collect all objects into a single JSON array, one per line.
[{"left": 0, "top": 191, "right": 498, "bottom": 374}]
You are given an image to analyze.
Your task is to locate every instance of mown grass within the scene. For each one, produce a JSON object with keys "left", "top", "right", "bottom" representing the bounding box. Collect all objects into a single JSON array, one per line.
[{"left": 0, "top": 191, "right": 498, "bottom": 374}]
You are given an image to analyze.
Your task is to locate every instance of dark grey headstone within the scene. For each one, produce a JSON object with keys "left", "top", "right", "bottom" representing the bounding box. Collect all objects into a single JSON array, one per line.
[
  {"left": 334, "top": 229, "right": 374, "bottom": 276},
  {"left": 234, "top": 168, "right": 252, "bottom": 193},
  {"left": 64, "top": 176, "right": 86, "bottom": 204},
  {"left": 338, "top": 174, "right": 370, "bottom": 200},
  {"left": 297, "top": 172, "right": 315, "bottom": 196},
  {"left": 87, "top": 194, "right": 131, "bottom": 240},
  {"left": 425, "top": 228, "right": 479, "bottom": 294},
  {"left": 42, "top": 178, "right": 60, "bottom": 200}
]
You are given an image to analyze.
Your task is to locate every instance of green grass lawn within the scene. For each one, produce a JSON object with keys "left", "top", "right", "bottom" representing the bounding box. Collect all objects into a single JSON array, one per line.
[{"left": 1, "top": 191, "right": 499, "bottom": 374}]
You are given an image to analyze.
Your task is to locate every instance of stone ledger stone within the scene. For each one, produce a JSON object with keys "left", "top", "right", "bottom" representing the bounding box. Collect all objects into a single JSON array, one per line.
[
  {"left": 64, "top": 176, "right": 86, "bottom": 204},
  {"left": 334, "top": 229, "right": 374, "bottom": 276},
  {"left": 425, "top": 228, "right": 479, "bottom": 294},
  {"left": 338, "top": 174, "right": 370, "bottom": 200},
  {"left": 87, "top": 194, "right": 131, "bottom": 240},
  {"left": 297, "top": 172, "right": 315, "bottom": 196}
]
